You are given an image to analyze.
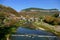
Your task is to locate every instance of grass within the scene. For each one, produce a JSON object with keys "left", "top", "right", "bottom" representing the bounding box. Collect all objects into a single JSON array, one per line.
[{"left": 32, "top": 21, "right": 60, "bottom": 36}]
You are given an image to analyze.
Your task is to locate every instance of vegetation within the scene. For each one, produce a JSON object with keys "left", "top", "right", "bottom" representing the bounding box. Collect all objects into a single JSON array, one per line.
[
  {"left": 43, "top": 13, "right": 60, "bottom": 25},
  {"left": 0, "top": 4, "right": 20, "bottom": 40},
  {"left": 33, "top": 21, "right": 60, "bottom": 36},
  {"left": 0, "top": 4, "right": 60, "bottom": 40},
  {"left": 52, "top": 12, "right": 59, "bottom": 17},
  {"left": 21, "top": 8, "right": 60, "bottom": 36}
]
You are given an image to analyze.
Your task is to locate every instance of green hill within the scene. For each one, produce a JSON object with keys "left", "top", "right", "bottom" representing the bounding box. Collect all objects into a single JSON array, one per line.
[{"left": 19, "top": 7, "right": 59, "bottom": 17}]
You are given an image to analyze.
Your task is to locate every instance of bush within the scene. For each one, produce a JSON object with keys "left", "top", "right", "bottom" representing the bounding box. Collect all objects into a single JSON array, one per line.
[
  {"left": 43, "top": 16, "right": 55, "bottom": 25},
  {"left": 53, "top": 18, "right": 60, "bottom": 25},
  {"left": 43, "top": 15, "right": 60, "bottom": 25}
]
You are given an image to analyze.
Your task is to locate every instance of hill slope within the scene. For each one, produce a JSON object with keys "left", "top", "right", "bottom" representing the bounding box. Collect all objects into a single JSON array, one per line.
[
  {"left": 19, "top": 8, "right": 59, "bottom": 17},
  {"left": 0, "top": 4, "right": 19, "bottom": 17}
]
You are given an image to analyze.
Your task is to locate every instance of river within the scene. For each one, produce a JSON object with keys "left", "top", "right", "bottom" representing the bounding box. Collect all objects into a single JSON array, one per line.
[{"left": 10, "top": 27, "right": 60, "bottom": 40}]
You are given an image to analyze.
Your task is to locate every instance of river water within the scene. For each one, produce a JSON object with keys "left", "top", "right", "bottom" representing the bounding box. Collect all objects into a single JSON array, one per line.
[{"left": 10, "top": 27, "right": 60, "bottom": 40}]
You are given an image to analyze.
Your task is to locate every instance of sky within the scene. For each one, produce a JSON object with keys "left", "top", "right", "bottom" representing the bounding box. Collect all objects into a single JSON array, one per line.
[{"left": 0, "top": 0, "right": 60, "bottom": 11}]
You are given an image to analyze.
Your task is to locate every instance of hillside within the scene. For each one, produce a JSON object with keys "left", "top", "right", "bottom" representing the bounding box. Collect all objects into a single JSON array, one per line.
[
  {"left": 21, "top": 8, "right": 58, "bottom": 12},
  {"left": 19, "top": 8, "right": 59, "bottom": 17},
  {"left": 0, "top": 5, "right": 20, "bottom": 26},
  {"left": 0, "top": 4, "right": 19, "bottom": 17}
]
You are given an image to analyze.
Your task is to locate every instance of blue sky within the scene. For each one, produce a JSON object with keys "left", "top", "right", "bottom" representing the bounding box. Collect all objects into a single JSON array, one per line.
[{"left": 0, "top": 0, "right": 60, "bottom": 11}]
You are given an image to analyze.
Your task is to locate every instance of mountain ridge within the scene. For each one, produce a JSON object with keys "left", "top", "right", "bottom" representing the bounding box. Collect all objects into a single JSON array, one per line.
[{"left": 21, "top": 7, "right": 59, "bottom": 12}]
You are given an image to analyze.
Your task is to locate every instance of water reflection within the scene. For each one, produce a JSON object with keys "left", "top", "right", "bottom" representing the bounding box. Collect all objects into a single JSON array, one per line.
[
  {"left": 11, "top": 34, "right": 57, "bottom": 40},
  {"left": 16, "top": 27, "right": 55, "bottom": 36},
  {"left": 10, "top": 27, "right": 59, "bottom": 40}
]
